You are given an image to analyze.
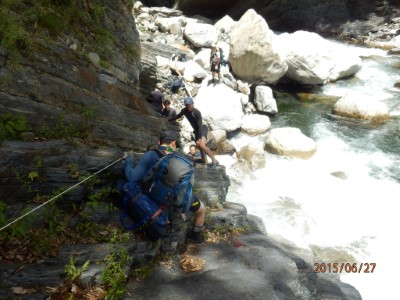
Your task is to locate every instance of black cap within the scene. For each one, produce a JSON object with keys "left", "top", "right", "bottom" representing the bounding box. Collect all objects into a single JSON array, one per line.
[{"left": 160, "top": 130, "right": 178, "bottom": 144}]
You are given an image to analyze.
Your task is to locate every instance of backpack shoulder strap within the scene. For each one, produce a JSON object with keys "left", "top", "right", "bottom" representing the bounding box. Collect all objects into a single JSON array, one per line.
[{"left": 152, "top": 147, "right": 166, "bottom": 158}]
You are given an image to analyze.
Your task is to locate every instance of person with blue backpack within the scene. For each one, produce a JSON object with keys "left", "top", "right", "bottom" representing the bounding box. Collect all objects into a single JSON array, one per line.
[{"left": 121, "top": 130, "right": 206, "bottom": 243}]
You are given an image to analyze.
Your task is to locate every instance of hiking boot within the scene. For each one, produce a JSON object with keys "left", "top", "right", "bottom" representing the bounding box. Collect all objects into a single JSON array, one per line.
[
  {"left": 207, "top": 160, "right": 219, "bottom": 169},
  {"left": 188, "top": 230, "right": 204, "bottom": 244}
]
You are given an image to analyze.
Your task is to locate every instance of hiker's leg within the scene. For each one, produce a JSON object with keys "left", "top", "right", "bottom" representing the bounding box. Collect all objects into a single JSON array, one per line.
[
  {"left": 196, "top": 137, "right": 217, "bottom": 163},
  {"left": 194, "top": 201, "right": 206, "bottom": 227},
  {"left": 195, "top": 139, "right": 207, "bottom": 162}
]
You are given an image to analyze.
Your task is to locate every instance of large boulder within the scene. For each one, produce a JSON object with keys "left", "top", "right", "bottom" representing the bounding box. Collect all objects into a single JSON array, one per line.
[
  {"left": 254, "top": 85, "right": 278, "bottom": 114},
  {"left": 275, "top": 31, "right": 362, "bottom": 85},
  {"left": 229, "top": 9, "right": 287, "bottom": 84},
  {"left": 184, "top": 22, "right": 218, "bottom": 48},
  {"left": 195, "top": 81, "right": 244, "bottom": 132},
  {"left": 241, "top": 114, "right": 271, "bottom": 136},
  {"left": 332, "top": 96, "right": 390, "bottom": 120},
  {"left": 264, "top": 127, "right": 317, "bottom": 159}
]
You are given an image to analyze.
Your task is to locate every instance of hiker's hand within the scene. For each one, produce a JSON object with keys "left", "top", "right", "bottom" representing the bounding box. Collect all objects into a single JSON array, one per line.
[
  {"left": 123, "top": 151, "right": 134, "bottom": 159},
  {"left": 179, "top": 213, "right": 187, "bottom": 222}
]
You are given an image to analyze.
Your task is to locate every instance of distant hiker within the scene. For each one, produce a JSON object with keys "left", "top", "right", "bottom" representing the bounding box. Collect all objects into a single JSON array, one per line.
[
  {"left": 210, "top": 44, "right": 221, "bottom": 83},
  {"left": 147, "top": 85, "right": 165, "bottom": 114},
  {"left": 167, "top": 97, "right": 219, "bottom": 169},
  {"left": 122, "top": 130, "right": 206, "bottom": 243},
  {"left": 161, "top": 100, "right": 177, "bottom": 119},
  {"left": 171, "top": 53, "right": 187, "bottom": 62}
]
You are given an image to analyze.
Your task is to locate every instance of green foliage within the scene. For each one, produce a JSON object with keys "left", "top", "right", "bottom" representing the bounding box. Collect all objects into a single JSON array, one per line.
[
  {"left": 38, "top": 12, "right": 65, "bottom": 34},
  {"left": 80, "top": 105, "right": 99, "bottom": 121},
  {"left": 88, "top": 187, "right": 114, "bottom": 203},
  {"left": 13, "top": 157, "right": 44, "bottom": 193},
  {"left": 6, "top": 206, "right": 35, "bottom": 240},
  {"left": 101, "top": 248, "right": 130, "bottom": 299},
  {"left": 131, "top": 263, "right": 155, "bottom": 282},
  {"left": 0, "top": 113, "right": 28, "bottom": 140},
  {"left": 28, "top": 171, "right": 39, "bottom": 182},
  {"left": 108, "top": 229, "right": 130, "bottom": 243},
  {"left": 0, "top": 0, "right": 114, "bottom": 67},
  {"left": 65, "top": 257, "right": 91, "bottom": 280},
  {"left": 67, "top": 163, "right": 80, "bottom": 179},
  {"left": 38, "top": 115, "right": 81, "bottom": 140},
  {"left": 212, "top": 223, "right": 251, "bottom": 235},
  {"left": 0, "top": 201, "right": 7, "bottom": 232}
]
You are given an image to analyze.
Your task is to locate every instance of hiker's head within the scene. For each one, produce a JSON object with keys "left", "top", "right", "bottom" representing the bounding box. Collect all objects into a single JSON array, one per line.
[
  {"left": 163, "top": 99, "right": 171, "bottom": 110},
  {"left": 184, "top": 97, "right": 194, "bottom": 112},
  {"left": 156, "top": 83, "right": 164, "bottom": 92},
  {"left": 160, "top": 130, "right": 179, "bottom": 150},
  {"left": 189, "top": 144, "right": 197, "bottom": 155},
  {"left": 211, "top": 43, "right": 217, "bottom": 49}
]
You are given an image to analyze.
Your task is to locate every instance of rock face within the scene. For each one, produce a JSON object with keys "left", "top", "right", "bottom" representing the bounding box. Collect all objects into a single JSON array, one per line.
[
  {"left": 124, "top": 203, "right": 362, "bottom": 300},
  {"left": 0, "top": 1, "right": 229, "bottom": 228},
  {"left": 176, "top": 0, "right": 400, "bottom": 38},
  {"left": 0, "top": 0, "right": 164, "bottom": 153}
]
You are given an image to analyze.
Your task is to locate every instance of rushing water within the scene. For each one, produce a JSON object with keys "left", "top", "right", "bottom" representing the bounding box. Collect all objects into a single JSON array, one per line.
[{"left": 220, "top": 43, "right": 400, "bottom": 300}]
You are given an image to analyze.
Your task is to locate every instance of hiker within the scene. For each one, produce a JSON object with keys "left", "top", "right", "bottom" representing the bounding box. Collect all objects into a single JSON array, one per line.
[
  {"left": 167, "top": 97, "right": 219, "bottom": 168},
  {"left": 147, "top": 85, "right": 165, "bottom": 114},
  {"left": 161, "top": 99, "right": 177, "bottom": 119},
  {"left": 188, "top": 144, "right": 201, "bottom": 158},
  {"left": 210, "top": 44, "right": 221, "bottom": 83},
  {"left": 123, "top": 130, "right": 206, "bottom": 243},
  {"left": 188, "top": 144, "right": 203, "bottom": 163}
]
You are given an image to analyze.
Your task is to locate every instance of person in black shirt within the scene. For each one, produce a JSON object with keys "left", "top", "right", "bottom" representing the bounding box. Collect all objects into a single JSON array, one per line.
[
  {"left": 161, "top": 100, "right": 177, "bottom": 119},
  {"left": 167, "top": 97, "right": 219, "bottom": 168},
  {"left": 148, "top": 86, "right": 165, "bottom": 114}
]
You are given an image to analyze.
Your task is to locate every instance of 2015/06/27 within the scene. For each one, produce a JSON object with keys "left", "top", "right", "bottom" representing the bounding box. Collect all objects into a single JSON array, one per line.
[{"left": 313, "top": 262, "right": 376, "bottom": 273}]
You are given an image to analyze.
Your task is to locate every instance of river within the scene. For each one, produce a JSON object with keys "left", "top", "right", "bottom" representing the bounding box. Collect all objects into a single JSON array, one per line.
[{"left": 219, "top": 42, "right": 400, "bottom": 300}]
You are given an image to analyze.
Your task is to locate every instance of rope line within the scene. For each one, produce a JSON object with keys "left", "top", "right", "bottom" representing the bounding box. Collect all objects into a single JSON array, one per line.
[{"left": 0, "top": 156, "right": 125, "bottom": 233}]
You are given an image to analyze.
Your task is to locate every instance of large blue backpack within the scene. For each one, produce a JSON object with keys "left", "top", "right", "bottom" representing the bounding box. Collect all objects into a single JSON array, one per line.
[
  {"left": 119, "top": 181, "right": 169, "bottom": 241},
  {"left": 142, "top": 149, "right": 194, "bottom": 213},
  {"left": 119, "top": 150, "right": 194, "bottom": 240}
]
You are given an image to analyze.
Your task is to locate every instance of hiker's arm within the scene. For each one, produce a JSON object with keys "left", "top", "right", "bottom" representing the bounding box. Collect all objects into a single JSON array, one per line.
[
  {"left": 124, "top": 152, "right": 155, "bottom": 183},
  {"left": 168, "top": 108, "right": 184, "bottom": 122}
]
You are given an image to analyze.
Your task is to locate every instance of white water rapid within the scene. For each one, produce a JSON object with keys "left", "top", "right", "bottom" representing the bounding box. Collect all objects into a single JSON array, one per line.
[{"left": 219, "top": 42, "right": 400, "bottom": 300}]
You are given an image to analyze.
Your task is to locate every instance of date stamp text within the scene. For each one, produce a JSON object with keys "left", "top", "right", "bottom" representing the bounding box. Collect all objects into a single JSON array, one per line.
[{"left": 314, "top": 263, "right": 376, "bottom": 273}]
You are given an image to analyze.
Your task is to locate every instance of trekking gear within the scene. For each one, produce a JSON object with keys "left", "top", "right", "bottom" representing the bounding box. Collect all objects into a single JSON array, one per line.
[
  {"left": 142, "top": 149, "right": 195, "bottom": 214},
  {"left": 166, "top": 77, "right": 185, "bottom": 93},
  {"left": 188, "top": 230, "right": 204, "bottom": 243},
  {"left": 119, "top": 181, "right": 169, "bottom": 241},
  {"left": 117, "top": 148, "right": 195, "bottom": 240},
  {"left": 171, "top": 53, "right": 187, "bottom": 62},
  {"left": 211, "top": 52, "right": 220, "bottom": 65},
  {"left": 188, "top": 225, "right": 205, "bottom": 244}
]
